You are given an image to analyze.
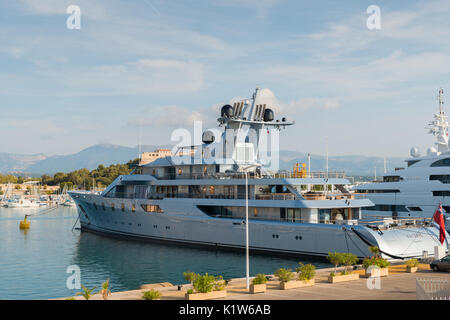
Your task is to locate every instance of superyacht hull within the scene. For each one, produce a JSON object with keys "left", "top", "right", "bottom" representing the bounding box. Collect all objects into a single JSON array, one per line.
[{"left": 72, "top": 193, "right": 446, "bottom": 260}]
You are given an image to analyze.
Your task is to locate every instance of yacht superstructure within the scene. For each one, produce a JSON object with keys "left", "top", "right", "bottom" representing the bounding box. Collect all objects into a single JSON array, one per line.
[
  {"left": 70, "top": 88, "right": 448, "bottom": 259},
  {"left": 354, "top": 89, "right": 450, "bottom": 231}
]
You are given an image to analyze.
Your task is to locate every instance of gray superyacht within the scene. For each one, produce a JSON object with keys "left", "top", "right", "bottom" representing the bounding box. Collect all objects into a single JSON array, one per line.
[{"left": 70, "top": 88, "right": 448, "bottom": 259}]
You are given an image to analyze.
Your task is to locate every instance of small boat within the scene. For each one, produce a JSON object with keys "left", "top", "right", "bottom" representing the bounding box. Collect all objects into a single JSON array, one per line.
[{"left": 6, "top": 198, "right": 41, "bottom": 208}]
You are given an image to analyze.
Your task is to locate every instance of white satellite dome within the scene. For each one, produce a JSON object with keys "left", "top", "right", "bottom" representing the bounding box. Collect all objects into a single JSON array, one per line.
[
  {"left": 427, "top": 147, "right": 438, "bottom": 156},
  {"left": 410, "top": 147, "right": 420, "bottom": 158}
]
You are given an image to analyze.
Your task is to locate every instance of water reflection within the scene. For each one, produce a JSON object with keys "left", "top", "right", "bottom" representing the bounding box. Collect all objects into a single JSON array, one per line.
[
  {"left": 70, "top": 231, "right": 330, "bottom": 294},
  {"left": 0, "top": 206, "right": 331, "bottom": 299}
]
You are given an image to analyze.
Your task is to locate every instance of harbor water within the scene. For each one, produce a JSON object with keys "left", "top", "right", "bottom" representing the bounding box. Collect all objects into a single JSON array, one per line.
[{"left": 0, "top": 206, "right": 331, "bottom": 300}]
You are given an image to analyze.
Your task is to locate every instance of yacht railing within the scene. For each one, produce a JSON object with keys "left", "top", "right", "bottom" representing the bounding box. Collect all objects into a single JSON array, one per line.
[
  {"left": 104, "top": 191, "right": 366, "bottom": 201},
  {"left": 152, "top": 171, "right": 347, "bottom": 180}
]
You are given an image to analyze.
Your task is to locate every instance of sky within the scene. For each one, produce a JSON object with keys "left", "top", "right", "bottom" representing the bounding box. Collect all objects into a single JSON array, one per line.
[{"left": 1, "top": 0, "right": 450, "bottom": 157}]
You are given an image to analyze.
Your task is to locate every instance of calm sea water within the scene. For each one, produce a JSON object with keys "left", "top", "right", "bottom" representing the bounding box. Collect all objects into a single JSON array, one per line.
[{"left": 0, "top": 206, "right": 331, "bottom": 300}]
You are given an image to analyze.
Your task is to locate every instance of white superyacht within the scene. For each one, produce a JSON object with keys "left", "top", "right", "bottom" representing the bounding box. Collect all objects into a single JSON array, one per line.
[
  {"left": 355, "top": 89, "right": 450, "bottom": 232},
  {"left": 70, "top": 88, "right": 448, "bottom": 259}
]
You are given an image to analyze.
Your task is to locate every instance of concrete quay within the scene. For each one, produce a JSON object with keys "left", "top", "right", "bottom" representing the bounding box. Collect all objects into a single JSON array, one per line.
[{"left": 60, "top": 263, "right": 449, "bottom": 300}]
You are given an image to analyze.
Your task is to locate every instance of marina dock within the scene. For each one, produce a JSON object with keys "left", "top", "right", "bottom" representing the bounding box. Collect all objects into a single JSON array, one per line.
[{"left": 59, "top": 263, "right": 449, "bottom": 300}]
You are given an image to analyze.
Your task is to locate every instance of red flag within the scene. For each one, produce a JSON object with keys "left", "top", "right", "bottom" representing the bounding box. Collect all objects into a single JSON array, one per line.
[{"left": 433, "top": 204, "right": 446, "bottom": 245}]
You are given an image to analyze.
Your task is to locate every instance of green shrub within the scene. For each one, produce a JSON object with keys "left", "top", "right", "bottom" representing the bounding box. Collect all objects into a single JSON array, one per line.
[
  {"left": 341, "top": 253, "right": 358, "bottom": 275},
  {"left": 328, "top": 252, "right": 358, "bottom": 275},
  {"left": 274, "top": 268, "right": 294, "bottom": 283},
  {"left": 406, "top": 259, "right": 419, "bottom": 268},
  {"left": 252, "top": 274, "right": 268, "bottom": 285},
  {"left": 376, "top": 258, "right": 390, "bottom": 269},
  {"left": 76, "top": 285, "right": 97, "bottom": 300},
  {"left": 191, "top": 273, "right": 225, "bottom": 293},
  {"left": 213, "top": 275, "right": 226, "bottom": 291},
  {"left": 327, "top": 252, "right": 341, "bottom": 273},
  {"left": 142, "top": 289, "right": 161, "bottom": 300},
  {"left": 187, "top": 289, "right": 193, "bottom": 294},
  {"left": 296, "top": 263, "right": 316, "bottom": 281},
  {"left": 363, "top": 256, "right": 390, "bottom": 269},
  {"left": 183, "top": 271, "right": 197, "bottom": 284},
  {"left": 369, "top": 246, "right": 381, "bottom": 258}
]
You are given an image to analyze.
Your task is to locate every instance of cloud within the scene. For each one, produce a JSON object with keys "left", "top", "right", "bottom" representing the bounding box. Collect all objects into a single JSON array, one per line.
[
  {"left": 253, "top": 88, "right": 340, "bottom": 115},
  {"left": 17, "top": 0, "right": 115, "bottom": 21},
  {"left": 0, "top": 59, "right": 206, "bottom": 96},
  {"left": 128, "top": 104, "right": 216, "bottom": 129}
]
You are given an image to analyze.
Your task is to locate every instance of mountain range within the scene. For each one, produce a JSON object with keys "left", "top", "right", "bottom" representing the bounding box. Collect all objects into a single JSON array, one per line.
[{"left": 0, "top": 144, "right": 406, "bottom": 176}]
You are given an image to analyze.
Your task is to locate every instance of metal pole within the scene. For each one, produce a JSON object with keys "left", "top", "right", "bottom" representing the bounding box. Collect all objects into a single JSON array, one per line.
[{"left": 245, "top": 170, "right": 249, "bottom": 289}]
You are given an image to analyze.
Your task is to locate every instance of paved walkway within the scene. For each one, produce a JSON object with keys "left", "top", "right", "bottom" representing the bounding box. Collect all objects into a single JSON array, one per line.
[{"left": 60, "top": 264, "right": 450, "bottom": 300}]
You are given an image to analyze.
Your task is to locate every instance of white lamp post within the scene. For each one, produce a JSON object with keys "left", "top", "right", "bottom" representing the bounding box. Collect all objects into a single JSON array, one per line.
[{"left": 243, "top": 164, "right": 258, "bottom": 289}]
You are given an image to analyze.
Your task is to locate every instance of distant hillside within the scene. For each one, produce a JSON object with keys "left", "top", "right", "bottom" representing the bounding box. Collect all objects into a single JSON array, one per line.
[
  {"left": 0, "top": 152, "right": 46, "bottom": 173},
  {"left": 0, "top": 144, "right": 406, "bottom": 176},
  {"left": 0, "top": 144, "right": 169, "bottom": 175}
]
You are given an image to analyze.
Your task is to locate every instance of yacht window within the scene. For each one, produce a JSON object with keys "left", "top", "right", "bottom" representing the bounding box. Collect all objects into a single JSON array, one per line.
[
  {"left": 319, "top": 209, "right": 331, "bottom": 224},
  {"left": 365, "top": 204, "right": 408, "bottom": 212},
  {"left": 407, "top": 207, "right": 422, "bottom": 212},
  {"left": 141, "top": 204, "right": 164, "bottom": 213},
  {"left": 359, "top": 189, "right": 400, "bottom": 193},
  {"left": 430, "top": 175, "right": 450, "bottom": 184},
  {"left": 433, "top": 191, "right": 450, "bottom": 197},
  {"left": 407, "top": 160, "right": 421, "bottom": 167},
  {"left": 431, "top": 158, "right": 450, "bottom": 167},
  {"left": 383, "top": 176, "right": 401, "bottom": 182}
]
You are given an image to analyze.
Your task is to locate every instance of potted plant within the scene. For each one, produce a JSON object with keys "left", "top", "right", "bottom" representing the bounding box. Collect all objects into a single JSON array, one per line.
[
  {"left": 327, "top": 252, "right": 359, "bottom": 283},
  {"left": 274, "top": 268, "right": 294, "bottom": 289},
  {"left": 250, "top": 274, "right": 267, "bottom": 294},
  {"left": 405, "top": 259, "right": 419, "bottom": 273},
  {"left": 376, "top": 257, "right": 390, "bottom": 276},
  {"left": 142, "top": 289, "right": 162, "bottom": 300},
  {"left": 294, "top": 263, "right": 316, "bottom": 288},
  {"left": 100, "top": 279, "right": 111, "bottom": 300},
  {"left": 363, "top": 247, "right": 390, "bottom": 277},
  {"left": 185, "top": 273, "right": 227, "bottom": 300},
  {"left": 274, "top": 266, "right": 315, "bottom": 290}
]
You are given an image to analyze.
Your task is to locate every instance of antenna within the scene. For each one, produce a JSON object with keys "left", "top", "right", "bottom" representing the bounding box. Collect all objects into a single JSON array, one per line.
[
  {"left": 325, "top": 137, "right": 329, "bottom": 179},
  {"left": 138, "top": 123, "right": 143, "bottom": 163},
  {"left": 384, "top": 156, "right": 387, "bottom": 174},
  {"left": 308, "top": 153, "right": 311, "bottom": 178},
  {"left": 439, "top": 88, "right": 444, "bottom": 115}
]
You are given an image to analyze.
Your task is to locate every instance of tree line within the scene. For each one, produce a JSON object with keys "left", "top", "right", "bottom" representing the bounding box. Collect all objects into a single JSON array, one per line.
[{"left": 0, "top": 159, "right": 139, "bottom": 190}]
